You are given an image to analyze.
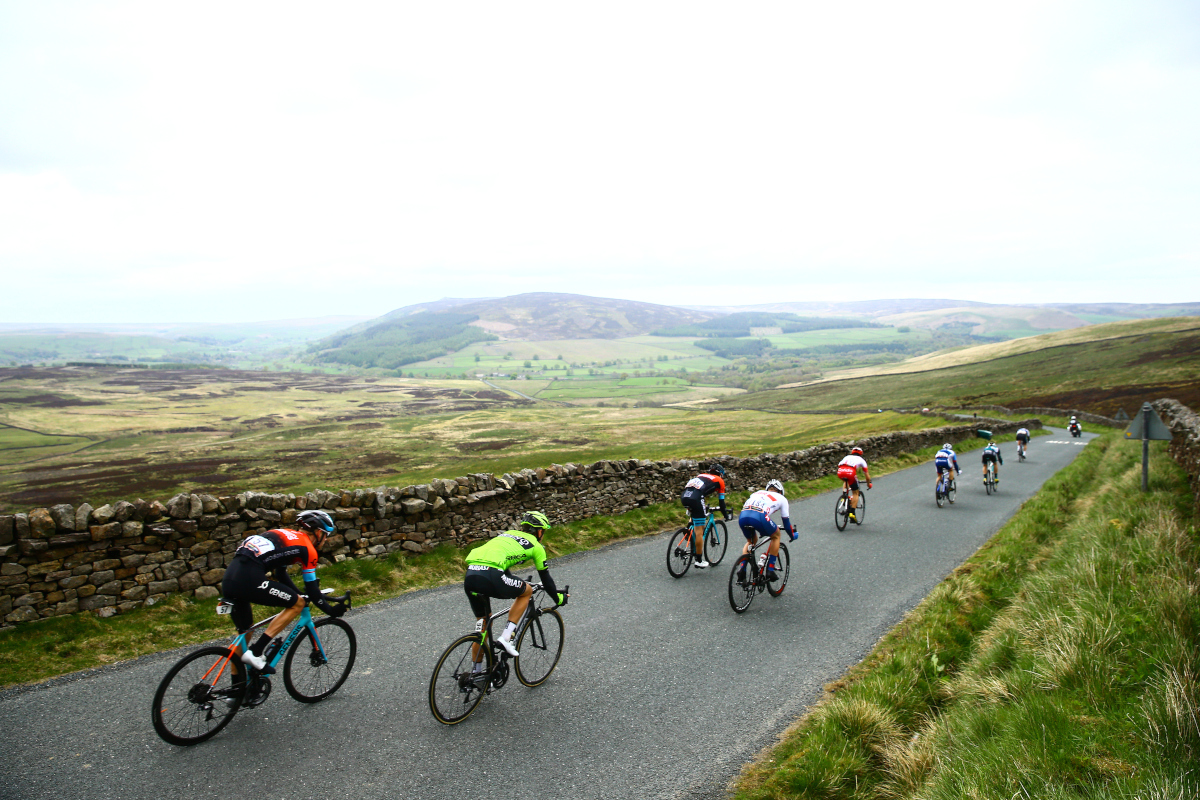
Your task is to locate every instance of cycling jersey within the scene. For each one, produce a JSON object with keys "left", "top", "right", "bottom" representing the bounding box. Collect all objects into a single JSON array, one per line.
[
  {"left": 934, "top": 448, "right": 960, "bottom": 473},
  {"left": 680, "top": 473, "right": 729, "bottom": 520},
  {"left": 1015, "top": 428, "right": 1030, "bottom": 442},
  {"left": 982, "top": 444, "right": 1002, "bottom": 464},
  {"left": 464, "top": 531, "right": 559, "bottom": 618},
  {"left": 837, "top": 454, "right": 868, "bottom": 487},
  {"left": 738, "top": 490, "right": 793, "bottom": 542}
]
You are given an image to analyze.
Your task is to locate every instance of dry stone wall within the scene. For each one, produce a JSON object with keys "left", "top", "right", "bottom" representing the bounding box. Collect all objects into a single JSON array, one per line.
[
  {"left": 1153, "top": 399, "right": 1200, "bottom": 515},
  {"left": 0, "top": 417, "right": 1040, "bottom": 626}
]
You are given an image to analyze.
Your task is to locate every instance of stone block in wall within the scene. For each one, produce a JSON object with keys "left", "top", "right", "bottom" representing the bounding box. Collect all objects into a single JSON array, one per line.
[
  {"left": 91, "top": 504, "right": 115, "bottom": 524},
  {"left": 200, "top": 494, "right": 220, "bottom": 513},
  {"left": 195, "top": 585, "right": 219, "bottom": 600},
  {"left": 49, "top": 533, "right": 90, "bottom": 546},
  {"left": 148, "top": 579, "right": 179, "bottom": 595},
  {"left": 171, "top": 519, "right": 199, "bottom": 535},
  {"left": 166, "top": 494, "right": 189, "bottom": 519},
  {"left": 161, "top": 561, "right": 188, "bottom": 580},
  {"left": 89, "top": 570, "right": 116, "bottom": 586},
  {"left": 401, "top": 498, "right": 427, "bottom": 515},
  {"left": 49, "top": 504, "right": 75, "bottom": 531},
  {"left": 96, "top": 580, "right": 122, "bottom": 596},
  {"left": 28, "top": 508, "right": 55, "bottom": 538},
  {"left": 202, "top": 568, "right": 224, "bottom": 585},
  {"left": 14, "top": 592, "right": 43, "bottom": 607},
  {"left": 90, "top": 522, "right": 121, "bottom": 541},
  {"left": 18, "top": 539, "right": 48, "bottom": 556},
  {"left": 79, "top": 594, "right": 114, "bottom": 611},
  {"left": 6, "top": 607, "right": 39, "bottom": 623},
  {"left": 122, "top": 521, "right": 142, "bottom": 538},
  {"left": 113, "top": 500, "right": 135, "bottom": 522},
  {"left": 0, "top": 516, "right": 12, "bottom": 546},
  {"left": 178, "top": 572, "right": 202, "bottom": 592}
]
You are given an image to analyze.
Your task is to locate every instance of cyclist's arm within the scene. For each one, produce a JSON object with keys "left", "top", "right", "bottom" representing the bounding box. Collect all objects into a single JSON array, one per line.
[
  {"left": 716, "top": 493, "right": 730, "bottom": 519},
  {"left": 536, "top": 567, "right": 560, "bottom": 603}
]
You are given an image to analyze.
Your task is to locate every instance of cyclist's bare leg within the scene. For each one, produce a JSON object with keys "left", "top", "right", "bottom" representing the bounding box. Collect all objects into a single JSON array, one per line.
[
  {"left": 507, "top": 583, "right": 533, "bottom": 627},
  {"left": 232, "top": 596, "right": 305, "bottom": 675},
  {"left": 691, "top": 522, "right": 704, "bottom": 561},
  {"left": 766, "top": 529, "right": 781, "bottom": 561}
]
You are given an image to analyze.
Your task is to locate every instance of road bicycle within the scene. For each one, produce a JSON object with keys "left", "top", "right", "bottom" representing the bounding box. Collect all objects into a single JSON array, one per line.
[
  {"left": 984, "top": 461, "right": 997, "bottom": 495},
  {"left": 666, "top": 511, "right": 729, "bottom": 577},
  {"left": 834, "top": 483, "right": 868, "bottom": 531},
  {"left": 727, "top": 534, "right": 791, "bottom": 614},
  {"left": 429, "top": 582, "right": 567, "bottom": 725},
  {"left": 935, "top": 473, "right": 957, "bottom": 508},
  {"left": 151, "top": 590, "right": 355, "bottom": 746}
]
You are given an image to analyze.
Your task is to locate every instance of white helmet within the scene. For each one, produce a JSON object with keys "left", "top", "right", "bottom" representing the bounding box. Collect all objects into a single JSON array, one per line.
[
  {"left": 943, "top": 443, "right": 953, "bottom": 451},
  {"left": 765, "top": 479, "right": 784, "bottom": 493}
]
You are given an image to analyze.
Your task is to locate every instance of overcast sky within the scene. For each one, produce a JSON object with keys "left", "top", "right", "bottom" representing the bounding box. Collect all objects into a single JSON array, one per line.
[{"left": 2, "top": 1, "right": 1198, "bottom": 323}]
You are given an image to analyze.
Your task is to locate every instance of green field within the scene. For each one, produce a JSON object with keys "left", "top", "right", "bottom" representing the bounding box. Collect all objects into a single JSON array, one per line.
[{"left": 763, "top": 326, "right": 932, "bottom": 349}]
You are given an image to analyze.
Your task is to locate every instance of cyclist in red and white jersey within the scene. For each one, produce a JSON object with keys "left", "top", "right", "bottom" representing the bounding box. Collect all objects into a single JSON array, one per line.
[
  {"left": 221, "top": 509, "right": 344, "bottom": 673},
  {"left": 837, "top": 448, "right": 873, "bottom": 523},
  {"left": 680, "top": 463, "right": 731, "bottom": 569},
  {"left": 737, "top": 479, "right": 795, "bottom": 582}
]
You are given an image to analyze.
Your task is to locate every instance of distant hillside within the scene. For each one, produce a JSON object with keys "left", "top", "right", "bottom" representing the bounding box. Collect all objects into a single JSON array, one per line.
[
  {"left": 719, "top": 317, "right": 1200, "bottom": 416},
  {"left": 306, "top": 293, "right": 717, "bottom": 370},
  {"left": 651, "top": 312, "right": 880, "bottom": 338}
]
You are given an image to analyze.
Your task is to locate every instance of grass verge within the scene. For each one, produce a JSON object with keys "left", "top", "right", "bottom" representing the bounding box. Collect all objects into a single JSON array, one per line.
[{"left": 732, "top": 434, "right": 1199, "bottom": 799}]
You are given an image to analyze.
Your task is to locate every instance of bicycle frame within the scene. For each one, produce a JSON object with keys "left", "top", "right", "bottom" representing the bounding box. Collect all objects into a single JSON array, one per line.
[
  {"left": 680, "top": 512, "right": 720, "bottom": 549},
  {"left": 217, "top": 602, "right": 329, "bottom": 674},
  {"left": 475, "top": 584, "right": 551, "bottom": 667}
]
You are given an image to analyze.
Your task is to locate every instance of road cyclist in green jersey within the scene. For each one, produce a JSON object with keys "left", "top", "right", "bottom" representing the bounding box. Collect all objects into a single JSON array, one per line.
[
  {"left": 981, "top": 441, "right": 1003, "bottom": 484},
  {"left": 463, "top": 511, "right": 567, "bottom": 663}
]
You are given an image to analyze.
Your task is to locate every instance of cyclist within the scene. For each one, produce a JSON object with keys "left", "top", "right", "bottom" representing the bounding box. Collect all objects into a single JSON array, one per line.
[
  {"left": 1069, "top": 416, "right": 1082, "bottom": 436},
  {"left": 934, "top": 443, "right": 960, "bottom": 499},
  {"left": 1015, "top": 427, "right": 1030, "bottom": 458},
  {"left": 220, "top": 509, "right": 344, "bottom": 674},
  {"left": 836, "top": 447, "right": 873, "bottom": 523},
  {"left": 737, "top": 479, "right": 795, "bottom": 583},
  {"left": 981, "top": 441, "right": 1003, "bottom": 484},
  {"left": 680, "top": 462, "right": 731, "bottom": 569},
  {"left": 464, "top": 511, "right": 566, "bottom": 659}
]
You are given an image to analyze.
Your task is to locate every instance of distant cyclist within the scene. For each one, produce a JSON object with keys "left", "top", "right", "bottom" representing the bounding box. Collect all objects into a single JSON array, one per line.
[
  {"left": 463, "top": 511, "right": 566, "bottom": 659},
  {"left": 1069, "top": 416, "right": 1082, "bottom": 437},
  {"left": 836, "top": 447, "right": 873, "bottom": 523},
  {"left": 737, "top": 479, "right": 795, "bottom": 583},
  {"left": 680, "top": 462, "right": 731, "bottom": 569},
  {"left": 981, "top": 441, "right": 1003, "bottom": 484},
  {"left": 934, "top": 443, "right": 960, "bottom": 499},
  {"left": 1015, "top": 427, "right": 1030, "bottom": 458},
  {"left": 221, "top": 509, "right": 344, "bottom": 674}
]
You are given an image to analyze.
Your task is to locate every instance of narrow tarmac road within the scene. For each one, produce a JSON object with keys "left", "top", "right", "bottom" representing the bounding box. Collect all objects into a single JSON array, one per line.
[{"left": 0, "top": 430, "right": 1095, "bottom": 800}]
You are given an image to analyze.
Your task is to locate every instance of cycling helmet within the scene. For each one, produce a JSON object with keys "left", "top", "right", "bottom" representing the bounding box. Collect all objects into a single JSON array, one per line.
[
  {"left": 850, "top": 447, "right": 864, "bottom": 456},
  {"left": 296, "top": 509, "right": 335, "bottom": 534},
  {"left": 707, "top": 463, "right": 726, "bottom": 477},
  {"left": 519, "top": 510, "right": 551, "bottom": 540},
  {"left": 765, "top": 479, "right": 784, "bottom": 493},
  {"left": 943, "top": 443, "right": 953, "bottom": 451}
]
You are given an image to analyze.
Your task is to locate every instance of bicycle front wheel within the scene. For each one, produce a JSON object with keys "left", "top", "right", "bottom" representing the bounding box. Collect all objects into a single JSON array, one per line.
[
  {"left": 515, "top": 608, "right": 564, "bottom": 687},
  {"left": 853, "top": 492, "right": 866, "bottom": 526},
  {"left": 152, "top": 646, "right": 245, "bottom": 746},
  {"left": 985, "top": 469, "right": 993, "bottom": 495},
  {"left": 767, "top": 543, "right": 791, "bottom": 598},
  {"left": 706, "top": 521, "right": 729, "bottom": 566},
  {"left": 935, "top": 482, "right": 945, "bottom": 508},
  {"left": 429, "top": 634, "right": 488, "bottom": 725},
  {"left": 728, "top": 555, "right": 756, "bottom": 614},
  {"left": 283, "top": 617, "right": 357, "bottom": 703},
  {"left": 666, "top": 527, "right": 692, "bottom": 578},
  {"left": 835, "top": 495, "right": 849, "bottom": 531},
  {"left": 947, "top": 479, "right": 957, "bottom": 504}
]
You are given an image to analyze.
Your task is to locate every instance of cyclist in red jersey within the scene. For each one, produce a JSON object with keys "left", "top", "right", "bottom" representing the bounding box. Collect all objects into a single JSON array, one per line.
[
  {"left": 221, "top": 509, "right": 344, "bottom": 673},
  {"left": 680, "top": 463, "right": 731, "bottom": 569},
  {"left": 836, "top": 447, "right": 872, "bottom": 523}
]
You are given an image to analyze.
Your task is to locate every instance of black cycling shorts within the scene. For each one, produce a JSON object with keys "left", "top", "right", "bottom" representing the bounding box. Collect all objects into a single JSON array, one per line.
[
  {"left": 982, "top": 453, "right": 999, "bottom": 464},
  {"left": 681, "top": 492, "right": 707, "bottom": 522},
  {"left": 1016, "top": 434, "right": 1029, "bottom": 443},
  {"left": 221, "top": 555, "right": 300, "bottom": 632},
  {"left": 463, "top": 565, "right": 527, "bottom": 619}
]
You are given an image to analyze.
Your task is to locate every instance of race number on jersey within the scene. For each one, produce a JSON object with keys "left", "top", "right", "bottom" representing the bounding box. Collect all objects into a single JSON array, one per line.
[{"left": 241, "top": 535, "right": 276, "bottom": 556}]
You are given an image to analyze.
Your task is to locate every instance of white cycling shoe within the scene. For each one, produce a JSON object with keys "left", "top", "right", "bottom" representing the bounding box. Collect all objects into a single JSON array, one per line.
[
  {"left": 693, "top": 559, "right": 710, "bottom": 569},
  {"left": 497, "top": 635, "right": 520, "bottom": 658},
  {"left": 240, "top": 650, "right": 274, "bottom": 674}
]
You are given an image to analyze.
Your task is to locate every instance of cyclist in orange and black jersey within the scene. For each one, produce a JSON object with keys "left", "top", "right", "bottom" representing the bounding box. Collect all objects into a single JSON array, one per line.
[
  {"left": 221, "top": 509, "right": 343, "bottom": 673},
  {"left": 680, "top": 463, "right": 731, "bottom": 569}
]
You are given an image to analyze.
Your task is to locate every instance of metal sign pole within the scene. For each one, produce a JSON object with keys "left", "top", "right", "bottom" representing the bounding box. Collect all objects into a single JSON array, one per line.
[
  {"left": 1123, "top": 402, "right": 1172, "bottom": 493},
  {"left": 1142, "top": 407, "right": 1150, "bottom": 492}
]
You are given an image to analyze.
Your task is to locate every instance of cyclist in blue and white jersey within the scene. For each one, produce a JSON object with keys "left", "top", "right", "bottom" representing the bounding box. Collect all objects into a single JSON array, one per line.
[
  {"left": 981, "top": 441, "right": 1003, "bottom": 484},
  {"left": 737, "top": 479, "right": 796, "bottom": 583},
  {"left": 934, "top": 443, "right": 960, "bottom": 496}
]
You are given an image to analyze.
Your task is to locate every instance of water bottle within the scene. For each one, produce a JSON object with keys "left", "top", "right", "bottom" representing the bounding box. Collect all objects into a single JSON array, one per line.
[
  {"left": 262, "top": 638, "right": 282, "bottom": 667},
  {"left": 757, "top": 554, "right": 767, "bottom": 569}
]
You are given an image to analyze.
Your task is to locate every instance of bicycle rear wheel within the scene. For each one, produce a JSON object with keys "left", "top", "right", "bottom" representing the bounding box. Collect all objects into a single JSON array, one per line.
[
  {"left": 152, "top": 646, "right": 245, "bottom": 746},
  {"left": 985, "top": 467, "right": 993, "bottom": 495},
  {"left": 728, "top": 555, "right": 756, "bottom": 614},
  {"left": 834, "top": 494, "right": 849, "bottom": 531},
  {"left": 515, "top": 608, "right": 564, "bottom": 687},
  {"left": 705, "top": 521, "right": 729, "bottom": 566},
  {"left": 947, "top": 479, "right": 957, "bottom": 504},
  {"left": 853, "top": 492, "right": 866, "bottom": 525},
  {"left": 429, "top": 634, "right": 488, "bottom": 724},
  {"left": 666, "top": 528, "right": 692, "bottom": 578},
  {"left": 936, "top": 481, "right": 945, "bottom": 508},
  {"left": 283, "top": 617, "right": 357, "bottom": 702},
  {"left": 767, "top": 543, "right": 790, "bottom": 597}
]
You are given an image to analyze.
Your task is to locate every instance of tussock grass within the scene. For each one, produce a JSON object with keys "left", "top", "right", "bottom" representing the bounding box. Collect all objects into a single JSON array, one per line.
[{"left": 733, "top": 434, "right": 1200, "bottom": 799}]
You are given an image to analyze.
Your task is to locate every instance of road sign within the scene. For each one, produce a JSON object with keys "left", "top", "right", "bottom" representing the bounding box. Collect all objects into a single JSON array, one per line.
[
  {"left": 1125, "top": 402, "right": 1173, "bottom": 492},
  {"left": 1114, "top": 407, "right": 1129, "bottom": 421},
  {"left": 1124, "top": 404, "right": 1172, "bottom": 441}
]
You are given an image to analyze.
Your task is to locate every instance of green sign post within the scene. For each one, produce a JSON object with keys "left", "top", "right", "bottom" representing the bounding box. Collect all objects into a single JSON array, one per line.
[{"left": 1123, "top": 402, "right": 1173, "bottom": 492}]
